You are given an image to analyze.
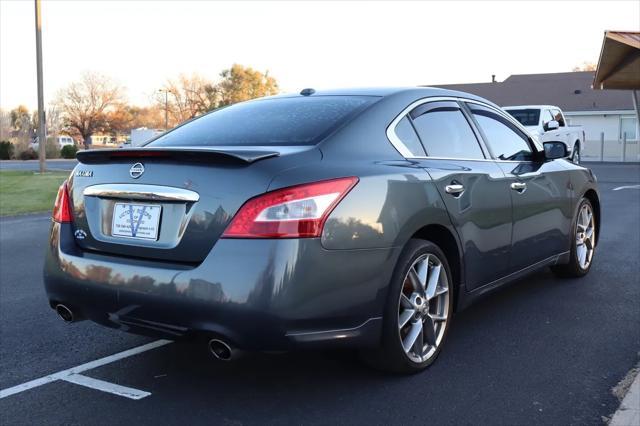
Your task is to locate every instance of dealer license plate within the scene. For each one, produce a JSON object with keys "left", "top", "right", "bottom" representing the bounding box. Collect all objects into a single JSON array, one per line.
[{"left": 111, "top": 203, "right": 161, "bottom": 240}]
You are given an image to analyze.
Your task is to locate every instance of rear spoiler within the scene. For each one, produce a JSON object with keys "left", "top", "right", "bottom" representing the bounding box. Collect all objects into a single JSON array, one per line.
[{"left": 76, "top": 147, "right": 280, "bottom": 164}]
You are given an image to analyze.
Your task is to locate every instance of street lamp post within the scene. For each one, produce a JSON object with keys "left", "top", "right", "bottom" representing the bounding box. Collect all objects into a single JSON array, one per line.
[
  {"left": 159, "top": 89, "right": 168, "bottom": 130},
  {"left": 34, "top": 0, "right": 46, "bottom": 173}
]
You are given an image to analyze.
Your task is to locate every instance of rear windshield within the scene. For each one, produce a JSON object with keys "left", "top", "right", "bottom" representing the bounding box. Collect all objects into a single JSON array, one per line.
[
  {"left": 505, "top": 109, "right": 540, "bottom": 126},
  {"left": 148, "top": 96, "right": 377, "bottom": 147}
]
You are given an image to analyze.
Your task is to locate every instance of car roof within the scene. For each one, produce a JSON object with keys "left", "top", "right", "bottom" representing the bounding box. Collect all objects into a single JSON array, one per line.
[{"left": 265, "top": 86, "right": 499, "bottom": 105}]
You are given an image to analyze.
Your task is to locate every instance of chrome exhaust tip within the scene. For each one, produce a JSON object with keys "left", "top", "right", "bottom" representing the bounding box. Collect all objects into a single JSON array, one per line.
[
  {"left": 55, "top": 304, "right": 75, "bottom": 323},
  {"left": 208, "top": 338, "right": 234, "bottom": 361}
]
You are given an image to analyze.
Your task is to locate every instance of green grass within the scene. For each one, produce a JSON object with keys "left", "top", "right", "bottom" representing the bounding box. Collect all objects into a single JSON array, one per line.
[{"left": 0, "top": 170, "right": 70, "bottom": 216}]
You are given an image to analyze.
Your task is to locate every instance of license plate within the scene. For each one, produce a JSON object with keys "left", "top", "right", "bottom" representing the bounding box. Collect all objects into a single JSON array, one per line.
[{"left": 111, "top": 203, "right": 161, "bottom": 240}]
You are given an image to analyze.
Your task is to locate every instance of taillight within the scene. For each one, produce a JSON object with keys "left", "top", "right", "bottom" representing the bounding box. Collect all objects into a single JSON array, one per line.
[
  {"left": 52, "top": 181, "right": 72, "bottom": 223},
  {"left": 222, "top": 177, "right": 358, "bottom": 238}
]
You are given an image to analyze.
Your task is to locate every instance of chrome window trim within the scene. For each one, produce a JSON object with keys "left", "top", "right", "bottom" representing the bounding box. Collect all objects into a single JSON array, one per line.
[
  {"left": 407, "top": 156, "right": 500, "bottom": 163},
  {"left": 84, "top": 184, "right": 200, "bottom": 202},
  {"left": 386, "top": 96, "right": 537, "bottom": 161}
]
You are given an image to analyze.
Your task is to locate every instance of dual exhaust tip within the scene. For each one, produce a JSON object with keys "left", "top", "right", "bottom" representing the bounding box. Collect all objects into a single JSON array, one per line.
[
  {"left": 55, "top": 304, "right": 76, "bottom": 323},
  {"left": 56, "top": 304, "right": 236, "bottom": 361},
  {"left": 208, "top": 338, "right": 235, "bottom": 361}
]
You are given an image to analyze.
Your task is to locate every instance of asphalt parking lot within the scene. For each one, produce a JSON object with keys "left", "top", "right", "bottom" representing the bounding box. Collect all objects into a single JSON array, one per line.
[{"left": 0, "top": 163, "right": 638, "bottom": 425}]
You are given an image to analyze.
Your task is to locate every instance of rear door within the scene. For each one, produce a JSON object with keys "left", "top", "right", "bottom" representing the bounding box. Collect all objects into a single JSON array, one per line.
[
  {"left": 466, "top": 103, "right": 570, "bottom": 272},
  {"left": 389, "top": 100, "right": 513, "bottom": 290}
]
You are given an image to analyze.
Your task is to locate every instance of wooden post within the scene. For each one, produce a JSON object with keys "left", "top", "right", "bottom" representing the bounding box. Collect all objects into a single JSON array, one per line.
[
  {"left": 35, "top": 0, "right": 46, "bottom": 173},
  {"left": 600, "top": 132, "right": 604, "bottom": 162}
]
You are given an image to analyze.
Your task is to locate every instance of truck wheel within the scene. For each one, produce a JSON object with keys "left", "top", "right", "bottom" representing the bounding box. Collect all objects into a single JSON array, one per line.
[{"left": 571, "top": 143, "right": 580, "bottom": 164}]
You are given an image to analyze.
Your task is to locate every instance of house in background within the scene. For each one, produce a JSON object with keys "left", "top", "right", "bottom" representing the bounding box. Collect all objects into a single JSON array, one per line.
[
  {"left": 130, "top": 127, "right": 165, "bottom": 147},
  {"left": 89, "top": 133, "right": 127, "bottom": 146},
  {"left": 432, "top": 71, "right": 638, "bottom": 161}
]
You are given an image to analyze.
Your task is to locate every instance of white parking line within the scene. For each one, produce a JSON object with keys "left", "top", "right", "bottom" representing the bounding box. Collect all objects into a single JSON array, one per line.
[
  {"left": 613, "top": 185, "right": 640, "bottom": 191},
  {"left": 62, "top": 374, "right": 151, "bottom": 400},
  {"left": 0, "top": 339, "right": 171, "bottom": 400}
]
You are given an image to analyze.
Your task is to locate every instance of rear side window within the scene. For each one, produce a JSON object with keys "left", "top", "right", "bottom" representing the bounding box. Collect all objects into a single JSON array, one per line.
[
  {"left": 469, "top": 104, "right": 533, "bottom": 161},
  {"left": 149, "top": 96, "right": 377, "bottom": 147},
  {"left": 409, "top": 102, "right": 484, "bottom": 159},
  {"left": 394, "top": 116, "right": 426, "bottom": 156}
]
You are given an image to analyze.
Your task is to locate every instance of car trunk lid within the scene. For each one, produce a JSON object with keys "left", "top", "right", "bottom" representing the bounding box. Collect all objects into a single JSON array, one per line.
[{"left": 68, "top": 146, "right": 319, "bottom": 263}]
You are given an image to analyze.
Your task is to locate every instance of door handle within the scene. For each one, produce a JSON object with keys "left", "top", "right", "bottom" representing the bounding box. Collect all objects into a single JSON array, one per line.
[
  {"left": 510, "top": 182, "right": 527, "bottom": 193},
  {"left": 445, "top": 184, "right": 465, "bottom": 195}
]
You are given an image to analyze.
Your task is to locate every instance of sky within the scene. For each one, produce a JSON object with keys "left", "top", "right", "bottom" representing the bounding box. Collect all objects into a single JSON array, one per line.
[{"left": 1, "top": 0, "right": 639, "bottom": 110}]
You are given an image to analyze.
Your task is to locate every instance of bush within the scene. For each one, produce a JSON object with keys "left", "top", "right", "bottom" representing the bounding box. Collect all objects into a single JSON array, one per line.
[
  {"left": 45, "top": 140, "right": 61, "bottom": 159},
  {"left": 0, "top": 141, "right": 14, "bottom": 160},
  {"left": 60, "top": 145, "right": 78, "bottom": 159},
  {"left": 18, "top": 148, "right": 38, "bottom": 160}
]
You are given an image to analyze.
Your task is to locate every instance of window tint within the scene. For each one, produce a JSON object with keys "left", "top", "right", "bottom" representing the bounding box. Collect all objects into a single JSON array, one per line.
[
  {"left": 469, "top": 104, "right": 533, "bottom": 161},
  {"left": 393, "top": 116, "right": 425, "bottom": 156},
  {"left": 409, "top": 103, "right": 484, "bottom": 159},
  {"left": 149, "top": 96, "right": 377, "bottom": 147},
  {"left": 506, "top": 109, "right": 540, "bottom": 126}
]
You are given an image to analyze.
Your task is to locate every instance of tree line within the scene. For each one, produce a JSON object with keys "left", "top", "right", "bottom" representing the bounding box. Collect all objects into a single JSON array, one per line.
[{"left": 0, "top": 64, "right": 279, "bottom": 155}]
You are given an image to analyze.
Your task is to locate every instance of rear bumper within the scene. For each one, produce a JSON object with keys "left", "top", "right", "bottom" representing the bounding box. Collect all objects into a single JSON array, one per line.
[{"left": 44, "top": 222, "right": 399, "bottom": 351}]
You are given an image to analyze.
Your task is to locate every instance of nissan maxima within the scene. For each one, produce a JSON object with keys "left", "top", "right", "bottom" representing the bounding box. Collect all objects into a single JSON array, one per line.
[{"left": 44, "top": 88, "right": 599, "bottom": 373}]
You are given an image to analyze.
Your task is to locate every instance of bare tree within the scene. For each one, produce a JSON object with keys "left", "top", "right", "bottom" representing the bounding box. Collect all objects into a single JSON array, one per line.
[
  {"left": 572, "top": 62, "right": 597, "bottom": 72},
  {"left": 156, "top": 74, "right": 215, "bottom": 126},
  {"left": 55, "top": 72, "right": 125, "bottom": 148},
  {"left": 9, "top": 105, "right": 33, "bottom": 154},
  {"left": 215, "top": 64, "right": 279, "bottom": 107},
  {"left": 46, "top": 105, "right": 63, "bottom": 138},
  {"left": 155, "top": 66, "right": 279, "bottom": 128},
  {"left": 104, "top": 104, "right": 166, "bottom": 135}
]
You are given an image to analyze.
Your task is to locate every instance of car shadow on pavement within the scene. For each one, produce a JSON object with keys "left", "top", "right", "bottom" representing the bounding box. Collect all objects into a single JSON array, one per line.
[{"left": 80, "top": 267, "right": 611, "bottom": 424}]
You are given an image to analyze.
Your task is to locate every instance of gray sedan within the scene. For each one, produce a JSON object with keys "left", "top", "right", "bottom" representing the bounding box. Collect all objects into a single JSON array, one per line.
[{"left": 44, "top": 87, "right": 599, "bottom": 373}]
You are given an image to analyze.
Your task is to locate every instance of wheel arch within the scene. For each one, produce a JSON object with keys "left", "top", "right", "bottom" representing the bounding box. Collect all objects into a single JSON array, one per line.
[
  {"left": 583, "top": 189, "right": 601, "bottom": 244},
  {"left": 411, "top": 224, "right": 463, "bottom": 310}
]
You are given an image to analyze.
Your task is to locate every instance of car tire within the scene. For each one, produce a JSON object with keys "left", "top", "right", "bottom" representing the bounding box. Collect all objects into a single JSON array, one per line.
[
  {"left": 551, "top": 197, "right": 596, "bottom": 278},
  {"left": 571, "top": 143, "right": 580, "bottom": 164},
  {"left": 362, "top": 239, "right": 454, "bottom": 374}
]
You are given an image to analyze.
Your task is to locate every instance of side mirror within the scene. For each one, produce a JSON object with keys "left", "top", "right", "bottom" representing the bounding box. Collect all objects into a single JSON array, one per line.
[
  {"left": 544, "top": 120, "right": 560, "bottom": 131},
  {"left": 543, "top": 141, "right": 568, "bottom": 160}
]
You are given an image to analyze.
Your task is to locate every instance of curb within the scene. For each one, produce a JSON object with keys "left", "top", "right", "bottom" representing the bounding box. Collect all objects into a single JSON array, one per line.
[{"left": 610, "top": 369, "right": 640, "bottom": 426}]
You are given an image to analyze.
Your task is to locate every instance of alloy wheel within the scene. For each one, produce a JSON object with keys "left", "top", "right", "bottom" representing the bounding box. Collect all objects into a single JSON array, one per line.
[
  {"left": 397, "top": 253, "right": 450, "bottom": 363},
  {"left": 576, "top": 203, "right": 595, "bottom": 269}
]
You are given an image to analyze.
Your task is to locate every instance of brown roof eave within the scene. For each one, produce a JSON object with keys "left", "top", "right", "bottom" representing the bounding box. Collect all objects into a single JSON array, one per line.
[{"left": 593, "top": 31, "right": 640, "bottom": 90}]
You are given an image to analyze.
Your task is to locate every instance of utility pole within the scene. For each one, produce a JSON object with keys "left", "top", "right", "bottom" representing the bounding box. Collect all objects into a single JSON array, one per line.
[
  {"left": 159, "top": 89, "right": 168, "bottom": 130},
  {"left": 34, "top": 0, "right": 46, "bottom": 173}
]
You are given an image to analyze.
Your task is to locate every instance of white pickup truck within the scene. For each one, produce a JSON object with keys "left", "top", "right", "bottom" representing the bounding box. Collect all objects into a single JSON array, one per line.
[{"left": 504, "top": 105, "right": 585, "bottom": 164}]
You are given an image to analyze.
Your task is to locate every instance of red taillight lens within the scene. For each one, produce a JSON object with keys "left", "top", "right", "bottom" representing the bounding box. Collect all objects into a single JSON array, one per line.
[
  {"left": 222, "top": 177, "right": 358, "bottom": 238},
  {"left": 52, "top": 181, "right": 72, "bottom": 223}
]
